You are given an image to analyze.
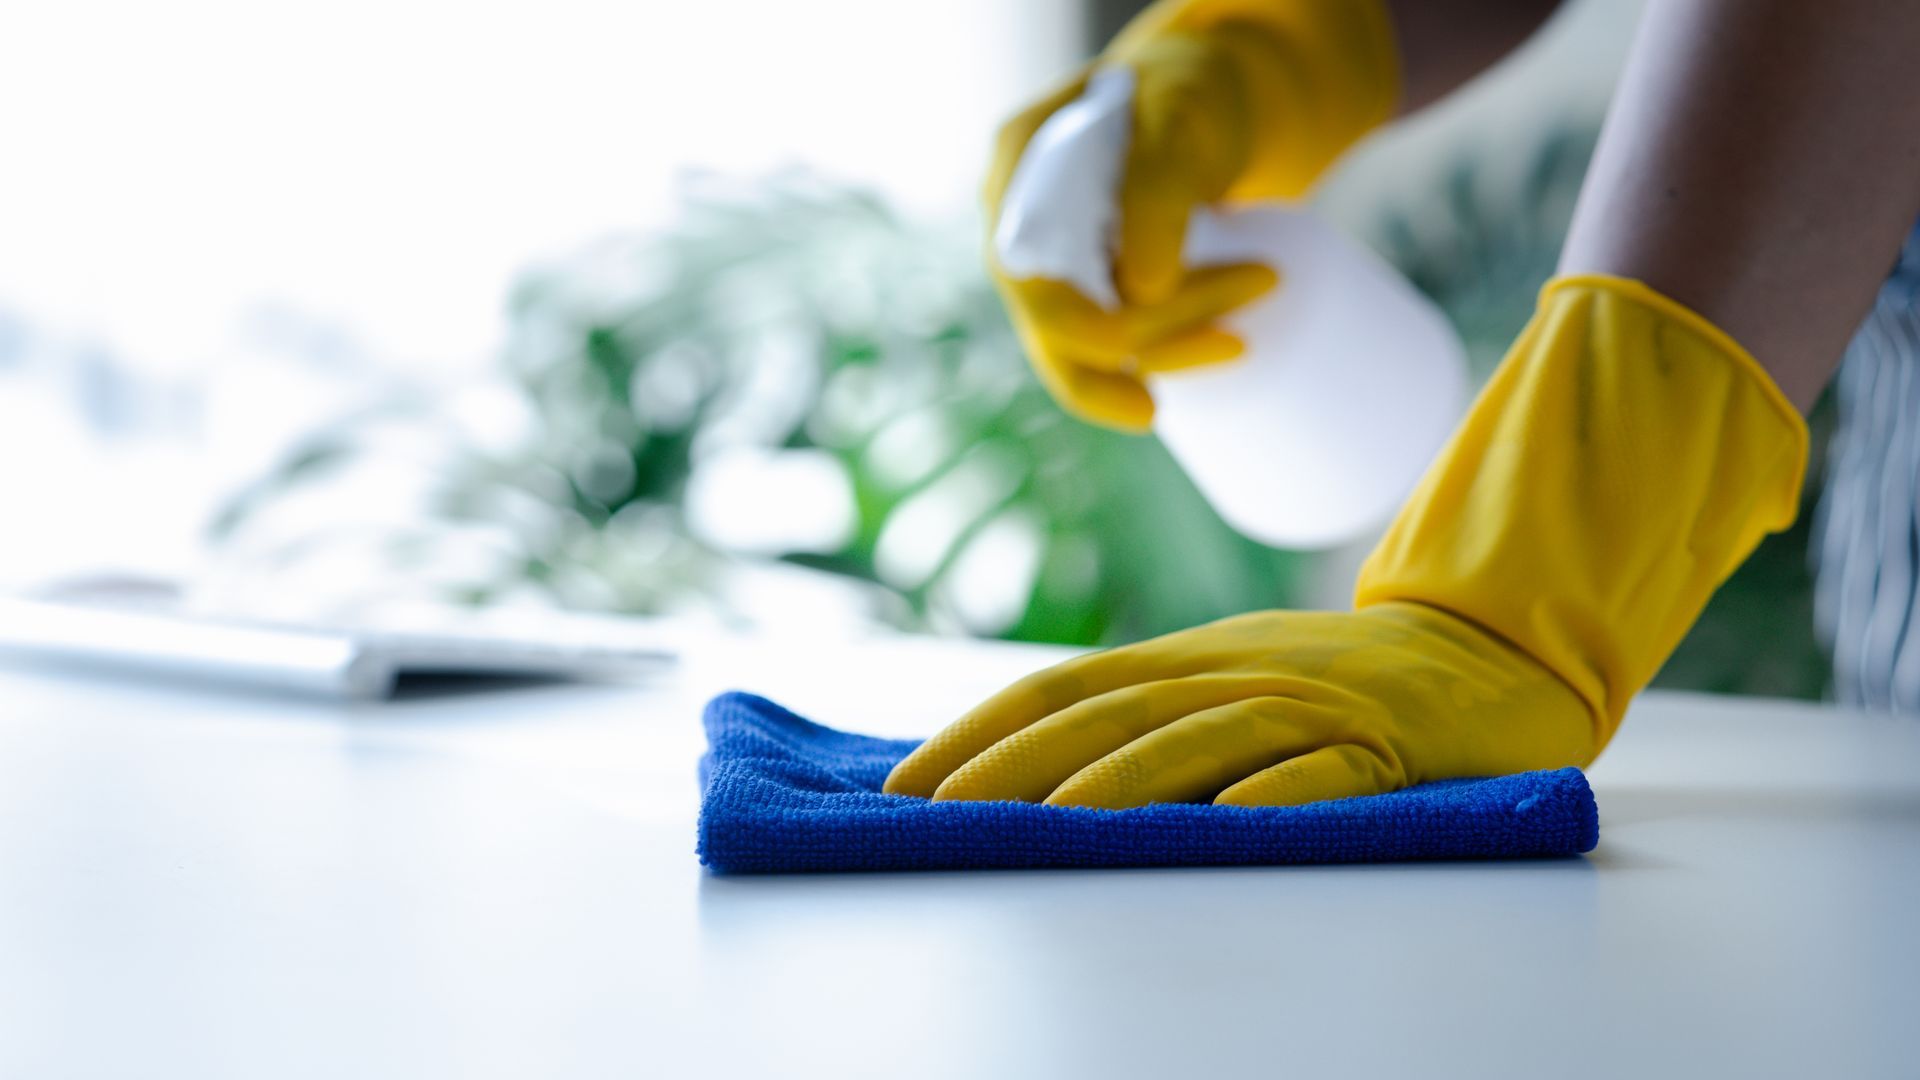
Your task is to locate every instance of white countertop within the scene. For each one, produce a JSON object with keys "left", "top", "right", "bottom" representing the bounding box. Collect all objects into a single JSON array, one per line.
[{"left": 2, "top": 633, "right": 1916, "bottom": 1079}]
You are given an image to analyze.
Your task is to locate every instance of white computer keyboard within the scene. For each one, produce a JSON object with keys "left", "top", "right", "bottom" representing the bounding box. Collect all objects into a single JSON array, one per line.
[{"left": 0, "top": 580, "right": 678, "bottom": 700}]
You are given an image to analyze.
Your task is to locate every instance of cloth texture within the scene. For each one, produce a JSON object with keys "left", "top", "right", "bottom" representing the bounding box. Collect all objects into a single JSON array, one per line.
[{"left": 697, "top": 691, "right": 1599, "bottom": 874}]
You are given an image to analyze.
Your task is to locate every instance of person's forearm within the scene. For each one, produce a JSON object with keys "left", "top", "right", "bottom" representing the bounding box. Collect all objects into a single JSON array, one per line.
[
  {"left": 1559, "top": 0, "right": 1920, "bottom": 411},
  {"left": 1386, "top": 0, "right": 1563, "bottom": 113}
]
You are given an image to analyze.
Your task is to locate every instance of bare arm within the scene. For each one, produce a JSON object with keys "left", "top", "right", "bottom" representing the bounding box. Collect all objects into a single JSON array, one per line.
[
  {"left": 1386, "top": 0, "right": 1565, "bottom": 113},
  {"left": 1560, "top": 0, "right": 1920, "bottom": 410}
]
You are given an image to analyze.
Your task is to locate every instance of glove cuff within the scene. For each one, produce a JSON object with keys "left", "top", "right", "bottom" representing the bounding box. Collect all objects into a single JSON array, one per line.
[
  {"left": 1106, "top": 0, "right": 1402, "bottom": 200},
  {"left": 1354, "top": 275, "right": 1810, "bottom": 744}
]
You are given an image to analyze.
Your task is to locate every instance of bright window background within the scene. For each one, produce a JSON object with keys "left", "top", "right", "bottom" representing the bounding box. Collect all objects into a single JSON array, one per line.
[{"left": 0, "top": 0, "right": 1084, "bottom": 588}]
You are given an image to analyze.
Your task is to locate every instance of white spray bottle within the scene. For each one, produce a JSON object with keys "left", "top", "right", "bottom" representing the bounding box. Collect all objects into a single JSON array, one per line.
[{"left": 994, "top": 68, "right": 1468, "bottom": 549}]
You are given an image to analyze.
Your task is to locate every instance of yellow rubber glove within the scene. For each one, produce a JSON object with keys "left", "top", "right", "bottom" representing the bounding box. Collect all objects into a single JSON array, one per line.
[
  {"left": 986, "top": 0, "right": 1401, "bottom": 432},
  {"left": 885, "top": 276, "right": 1809, "bottom": 807}
]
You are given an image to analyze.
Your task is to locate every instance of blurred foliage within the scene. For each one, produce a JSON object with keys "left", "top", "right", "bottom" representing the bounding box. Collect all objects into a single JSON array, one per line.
[
  {"left": 222, "top": 121, "right": 1833, "bottom": 696},
  {"left": 1377, "top": 127, "right": 1596, "bottom": 382},
  {"left": 221, "top": 174, "right": 1299, "bottom": 643}
]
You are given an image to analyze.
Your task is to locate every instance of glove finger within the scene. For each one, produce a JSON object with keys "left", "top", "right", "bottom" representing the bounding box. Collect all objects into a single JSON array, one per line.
[
  {"left": 1114, "top": 158, "right": 1194, "bottom": 307},
  {"left": 1007, "top": 277, "right": 1129, "bottom": 366},
  {"left": 1115, "top": 35, "right": 1248, "bottom": 306},
  {"left": 1044, "top": 695, "right": 1340, "bottom": 809},
  {"left": 884, "top": 634, "right": 1221, "bottom": 798},
  {"left": 1126, "top": 262, "right": 1279, "bottom": 346},
  {"left": 1134, "top": 328, "right": 1245, "bottom": 374},
  {"left": 882, "top": 663, "right": 1135, "bottom": 799},
  {"left": 1214, "top": 744, "right": 1405, "bottom": 808},
  {"left": 1038, "top": 361, "right": 1156, "bottom": 432},
  {"left": 929, "top": 673, "right": 1315, "bottom": 803},
  {"left": 998, "top": 281, "right": 1152, "bottom": 431}
]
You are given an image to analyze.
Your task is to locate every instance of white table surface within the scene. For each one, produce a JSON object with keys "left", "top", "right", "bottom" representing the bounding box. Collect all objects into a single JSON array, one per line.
[{"left": 2, "top": 632, "right": 1916, "bottom": 1079}]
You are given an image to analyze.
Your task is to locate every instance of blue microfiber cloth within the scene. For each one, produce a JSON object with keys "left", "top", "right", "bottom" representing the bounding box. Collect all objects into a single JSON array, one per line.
[{"left": 697, "top": 691, "right": 1599, "bottom": 873}]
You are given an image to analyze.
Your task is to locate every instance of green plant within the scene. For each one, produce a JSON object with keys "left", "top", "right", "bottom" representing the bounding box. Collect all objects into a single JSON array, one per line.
[{"left": 220, "top": 174, "right": 1301, "bottom": 643}]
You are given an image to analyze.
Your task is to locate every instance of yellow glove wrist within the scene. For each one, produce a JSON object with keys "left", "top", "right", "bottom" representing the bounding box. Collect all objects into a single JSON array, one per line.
[{"left": 1357, "top": 275, "right": 1810, "bottom": 747}]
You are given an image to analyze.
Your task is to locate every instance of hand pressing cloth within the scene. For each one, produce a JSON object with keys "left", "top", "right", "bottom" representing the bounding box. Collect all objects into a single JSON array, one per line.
[{"left": 696, "top": 691, "right": 1597, "bottom": 874}]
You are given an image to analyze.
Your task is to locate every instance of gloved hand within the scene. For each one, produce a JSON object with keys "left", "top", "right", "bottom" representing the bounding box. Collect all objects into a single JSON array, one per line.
[
  {"left": 985, "top": 0, "right": 1402, "bottom": 431},
  {"left": 886, "top": 276, "right": 1809, "bottom": 806}
]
